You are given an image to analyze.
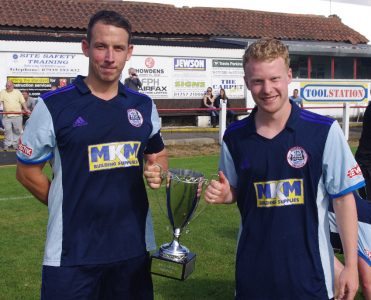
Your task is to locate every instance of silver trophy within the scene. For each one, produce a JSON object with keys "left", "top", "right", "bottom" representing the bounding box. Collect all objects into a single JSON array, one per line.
[{"left": 151, "top": 169, "right": 205, "bottom": 280}]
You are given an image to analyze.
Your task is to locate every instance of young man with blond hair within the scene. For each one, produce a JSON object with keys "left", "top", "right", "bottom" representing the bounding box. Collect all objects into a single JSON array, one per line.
[{"left": 205, "top": 38, "right": 363, "bottom": 299}]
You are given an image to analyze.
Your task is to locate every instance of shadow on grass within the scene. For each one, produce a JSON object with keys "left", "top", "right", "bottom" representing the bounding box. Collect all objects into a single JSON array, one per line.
[{"left": 153, "top": 276, "right": 235, "bottom": 300}]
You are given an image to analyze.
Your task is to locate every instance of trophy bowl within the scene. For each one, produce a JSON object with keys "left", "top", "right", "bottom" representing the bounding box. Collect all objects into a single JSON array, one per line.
[{"left": 151, "top": 168, "right": 205, "bottom": 280}]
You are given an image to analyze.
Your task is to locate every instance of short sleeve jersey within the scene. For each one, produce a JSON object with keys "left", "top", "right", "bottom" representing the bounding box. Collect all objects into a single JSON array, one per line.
[
  {"left": 17, "top": 76, "right": 164, "bottom": 267},
  {"left": 220, "top": 102, "right": 364, "bottom": 299}
]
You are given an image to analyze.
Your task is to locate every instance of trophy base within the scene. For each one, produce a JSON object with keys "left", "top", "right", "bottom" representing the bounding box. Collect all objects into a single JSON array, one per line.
[{"left": 150, "top": 251, "right": 196, "bottom": 281}]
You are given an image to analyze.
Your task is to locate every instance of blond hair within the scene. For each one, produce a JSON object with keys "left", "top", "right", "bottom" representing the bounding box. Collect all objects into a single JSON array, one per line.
[{"left": 243, "top": 38, "right": 290, "bottom": 69}]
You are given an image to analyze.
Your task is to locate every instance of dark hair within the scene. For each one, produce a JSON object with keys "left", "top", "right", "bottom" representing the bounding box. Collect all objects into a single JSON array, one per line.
[
  {"left": 206, "top": 87, "right": 213, "bottom": 98},
  {"left": 219, "top": 88, "right": 228, "bottom": 100},
  {"left": 86, "top": 10, "right": 132, "bottom": 44}
]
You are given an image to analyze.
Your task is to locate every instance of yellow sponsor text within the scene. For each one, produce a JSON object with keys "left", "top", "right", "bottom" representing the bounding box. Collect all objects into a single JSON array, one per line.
[
  {"left": 254, "top": 179, "right": 304, "bottom": 208},
  {"left": 8, "top": 77, "right": 50, "bottom": 84},
  {"left": 88, "top": 141, "right": 140, "bottom": 172}
]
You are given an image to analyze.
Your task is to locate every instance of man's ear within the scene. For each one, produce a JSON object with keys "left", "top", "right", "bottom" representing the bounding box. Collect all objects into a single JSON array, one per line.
[
  {"left": 81, "top": 39, "right": 89, "bottom": 57},
  {"left": 287, "top": 68, "right": 293, "bottom": 84},
  {"left": 126, "top": 44, "right": 134, "bottom": 61}
]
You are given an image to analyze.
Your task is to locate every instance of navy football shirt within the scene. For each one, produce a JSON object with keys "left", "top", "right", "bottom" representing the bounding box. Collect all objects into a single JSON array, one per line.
[
  {"left": 220, "top": 103, "right": 364, "bottom": 299},
  {"left": 17, "top": 76, "right": 164, "bottom": 267}
]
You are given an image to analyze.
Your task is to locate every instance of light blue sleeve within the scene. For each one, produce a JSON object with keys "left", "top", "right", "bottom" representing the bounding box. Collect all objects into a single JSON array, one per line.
[
  {"left": 219, "top": 141, "right": 238, "bottom": 188},
  {"left": 323, "top": 121, "right": 365, "bottom": 198},
  {"left": 150, "top": 100, "right": 161, "bottom": 138},
  {"left": 16, "top": 99, "right": 55, "bottom": 164}
]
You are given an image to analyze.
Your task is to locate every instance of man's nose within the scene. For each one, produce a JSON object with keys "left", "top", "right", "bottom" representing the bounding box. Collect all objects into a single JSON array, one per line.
[
  {"left": 105, "top": 49, "right": 114, "bottom": 62},
  {"left": 262, "top": 81, "right": 272, "bottom": 93}
]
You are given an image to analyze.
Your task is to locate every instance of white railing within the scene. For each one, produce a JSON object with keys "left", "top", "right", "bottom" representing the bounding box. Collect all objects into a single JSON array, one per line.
[{"left": 217, "top": 104, "right": 367, "bottom": 144}]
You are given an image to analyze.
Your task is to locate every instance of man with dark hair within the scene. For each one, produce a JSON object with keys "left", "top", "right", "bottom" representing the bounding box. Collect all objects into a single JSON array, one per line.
[
  {"left": 86, "top": 9, "right": 132, "bottom": 44},
  {"left": 289, "top": 88, "right": 303, "bottom": 108},
  {"left": 16, "top": 10, "right": 167, "bottom": 299},
  {"left": 205, "top": 38, "right": 362, "bottom": 299}
]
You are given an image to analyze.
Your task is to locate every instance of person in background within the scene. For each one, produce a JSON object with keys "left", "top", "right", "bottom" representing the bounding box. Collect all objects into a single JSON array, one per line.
[
  {"left": 329, "top": 191, "right": 371, "bottom": 300},
  {"left": 124, "top": 67, "right": 142, "bottom": 91},
  {"left": 21, "top": 90, "right": 37, "bottom": 126},
  {"left": 0, "top": 80, "right": 30, "bottom": 151},
  {"left": 16, "top": 10, "right": 167, "bottom": 299},
  {"left": 202, "top": 87, "right": 218, "bottom": 127},
  {"left": 215, "top": 88, "right": 236, "bottom": 126},
  {"left": 289, "top": 88, "right": 303, "bottom": 108},
  {"left": 205, "top": 38, "right": 362, "bottom": 300},
  {"left": 355, "top": 101, "right": 371, "bottom": 199},
  {"left": 0, "top": 100, "right": 4, "bottom": 132}
]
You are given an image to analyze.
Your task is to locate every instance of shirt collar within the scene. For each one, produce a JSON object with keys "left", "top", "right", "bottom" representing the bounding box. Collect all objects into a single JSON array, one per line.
[
  {"left": 73, "top": 75, "right": 127, "bottom": 97},
  {"left": 246, "top": 100, "right": 301, "bottom": 135}
]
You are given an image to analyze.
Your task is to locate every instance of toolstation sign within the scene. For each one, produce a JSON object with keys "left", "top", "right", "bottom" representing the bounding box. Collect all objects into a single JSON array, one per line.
[{"left": 300, "top": 82, "right": 368, "bottom": 103}]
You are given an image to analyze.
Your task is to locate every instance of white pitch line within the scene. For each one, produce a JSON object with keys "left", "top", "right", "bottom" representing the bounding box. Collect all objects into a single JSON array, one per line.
[{"left": 0, "top": 195, "right": 34, "bottom": 201}]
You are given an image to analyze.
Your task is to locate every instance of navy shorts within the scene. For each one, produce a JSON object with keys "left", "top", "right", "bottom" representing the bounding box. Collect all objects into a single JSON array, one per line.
[{"left": 41, "top": 253, "right": 153, "bottom": 300}]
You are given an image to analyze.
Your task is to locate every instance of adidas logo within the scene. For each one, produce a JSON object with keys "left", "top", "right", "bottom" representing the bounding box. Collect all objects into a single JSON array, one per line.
[{"left": 73, "top": 116, "right": 88, "bottom": 127}]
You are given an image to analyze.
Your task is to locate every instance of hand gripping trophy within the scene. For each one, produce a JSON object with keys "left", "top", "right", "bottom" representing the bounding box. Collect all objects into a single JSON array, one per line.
[{"left": 151, "top": 169, "right": 206, "bottom": 280}]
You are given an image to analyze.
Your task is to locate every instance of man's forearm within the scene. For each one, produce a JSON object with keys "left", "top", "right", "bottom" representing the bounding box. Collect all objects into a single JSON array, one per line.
[
  {"left": 16, "top": 163, "right": 50, "bottom": 205},
  {"left": 333, "top": 194, "right": 358, "bottom": 268}
]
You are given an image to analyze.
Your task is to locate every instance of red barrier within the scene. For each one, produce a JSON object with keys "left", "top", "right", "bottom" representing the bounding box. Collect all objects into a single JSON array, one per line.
[
  {"left": 157, "top": 107, "right": 253, "bottom": 113},
  {"left": 157, "top": 105, "right": 368, "bottom": 113},
  {"left": 0, "top": 105, "right": 367, "bottom": 114},
  {"left": 0, "top": 111, "right": 26, "bottom": 115}
]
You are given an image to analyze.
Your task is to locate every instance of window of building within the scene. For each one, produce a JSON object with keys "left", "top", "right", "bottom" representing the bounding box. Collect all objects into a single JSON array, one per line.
[
  {"left": 334, "top": 57, "right": 354, "bottom": 79},
  {"left": 357, "top": 57, "right": 371, "bottom": 79},
  {"left": 290, "top": 55, "right": 308, "bottom": 78},
  {"left": 310, "top": 56, "right": 331, "bottom": 79},
  {"left": 290, "top": 54, "right": 371, "bottom": 79}
]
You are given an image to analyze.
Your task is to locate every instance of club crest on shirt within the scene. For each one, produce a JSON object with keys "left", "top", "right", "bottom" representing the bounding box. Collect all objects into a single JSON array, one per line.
[
  {"left": 127, "top": 109, "right": 143, "bottom": 127},
  {"left": 287, "top": 146, "right": 308, "bottom": 168}
]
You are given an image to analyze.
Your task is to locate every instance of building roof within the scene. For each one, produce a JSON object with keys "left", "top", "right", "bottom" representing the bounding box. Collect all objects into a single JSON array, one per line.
[{"left": 0, "top": 0, "right": 368, "bottom": 45}]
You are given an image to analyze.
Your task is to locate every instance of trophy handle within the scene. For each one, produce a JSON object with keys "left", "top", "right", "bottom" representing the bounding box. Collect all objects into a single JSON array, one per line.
[{"left": 186, "top": 179, "right": 209, "bottom": 223}]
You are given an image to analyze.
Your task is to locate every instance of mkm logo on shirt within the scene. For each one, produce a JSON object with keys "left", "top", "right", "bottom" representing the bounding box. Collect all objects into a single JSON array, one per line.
[
  {"left": 254, "top": 179, "right": 304, "bottom": 208},
  {"left": 88, "top": 141, "right": 141, "bottom": 172}
]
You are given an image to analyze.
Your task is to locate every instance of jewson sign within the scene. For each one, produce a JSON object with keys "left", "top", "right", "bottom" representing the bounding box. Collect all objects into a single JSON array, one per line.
[
  {"left": 174, "top": 58, "right": 206, "bottom": 71},
  {"left": 300, "top": 82, "right": 368, "bottom": 103}
]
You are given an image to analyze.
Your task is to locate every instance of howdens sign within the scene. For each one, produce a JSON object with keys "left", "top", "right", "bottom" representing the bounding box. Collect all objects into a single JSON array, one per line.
[{"left": 301, "top": 82, "right": 368, "bottom": 103}]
